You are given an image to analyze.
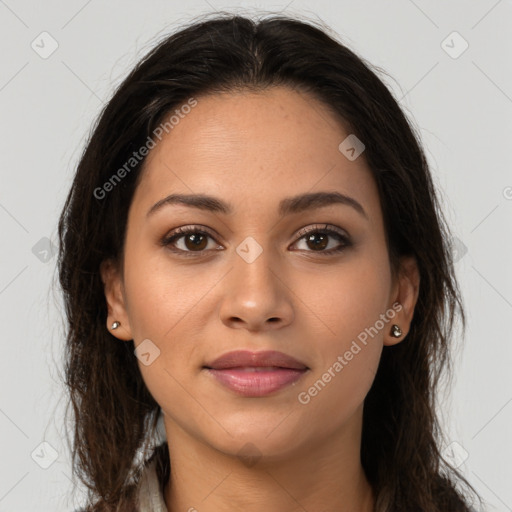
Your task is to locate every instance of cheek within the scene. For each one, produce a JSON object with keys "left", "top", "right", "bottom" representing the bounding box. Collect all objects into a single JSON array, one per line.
[
  {"left": 297, "top": 253, "right": 392, "bottom": 342},
  {"left": 292, "top": 254, "right": 390, "bottom": 415},
  {"left": 121, "top": 248, "right": 207, "bottom": 394},
  {"left": 123, "top": 244, "right": 213, "bottom": 341}
]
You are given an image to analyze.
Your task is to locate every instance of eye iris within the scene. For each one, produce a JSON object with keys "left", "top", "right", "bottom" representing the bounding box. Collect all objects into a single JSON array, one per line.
[
  {"left": 306, "top": 232, "right": 328, "bottom": 251},
  {"left": 185, "top": 233, "right": 208, "bottom": 250}
]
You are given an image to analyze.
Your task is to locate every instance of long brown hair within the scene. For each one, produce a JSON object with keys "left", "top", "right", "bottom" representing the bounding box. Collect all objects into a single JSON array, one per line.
[{"left": 57, "top": 12, "right": 483, "bottom": 511}]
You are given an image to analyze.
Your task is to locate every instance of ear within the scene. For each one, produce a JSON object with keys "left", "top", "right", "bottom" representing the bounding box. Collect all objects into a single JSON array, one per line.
[
  {"left": 384, "top": 255, "right": 420, "bottom": 346},
  {"left": 99, "top": 258, "right": 133, "bottom": 341}
]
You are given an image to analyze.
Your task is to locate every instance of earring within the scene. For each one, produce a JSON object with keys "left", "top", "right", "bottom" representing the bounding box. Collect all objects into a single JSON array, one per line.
[
  {"left": 111, "top": 321, "right": 120, "bottom": 330},
  {"left": 390, "top": 324, "right": 402, "bottom": 338}
]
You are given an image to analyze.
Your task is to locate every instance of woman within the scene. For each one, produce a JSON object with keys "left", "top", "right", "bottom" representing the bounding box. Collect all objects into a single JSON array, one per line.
[{"left": 59, "top": 12, "right": 483, "bottom": 512}]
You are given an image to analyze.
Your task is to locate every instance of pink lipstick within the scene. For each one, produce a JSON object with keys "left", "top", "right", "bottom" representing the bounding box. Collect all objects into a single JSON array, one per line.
[{"left": 203, "top": 350, "right": 309, "bottom": 397}]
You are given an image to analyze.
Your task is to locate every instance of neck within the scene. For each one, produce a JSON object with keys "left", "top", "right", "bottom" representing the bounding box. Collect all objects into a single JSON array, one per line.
[{"left": 162, "top": 405, "right": 375, "bottom": 512}]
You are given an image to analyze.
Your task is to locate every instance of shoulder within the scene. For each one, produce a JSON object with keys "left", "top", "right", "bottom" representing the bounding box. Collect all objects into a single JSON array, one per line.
[
  {"left": 72, "top": 455, "right": 166, "bottom": 512},
  {"left": 135, "top": 456, "right": 168, "bottom": 512}
]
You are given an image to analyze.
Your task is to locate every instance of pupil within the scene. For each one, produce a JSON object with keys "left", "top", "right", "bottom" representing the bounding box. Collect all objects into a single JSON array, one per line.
[
  {"left": 308, "top": 233, "right": 327, "bottom": 250},
  {"left": 186, "top": 234, "right": 207, "bottom": 250}
]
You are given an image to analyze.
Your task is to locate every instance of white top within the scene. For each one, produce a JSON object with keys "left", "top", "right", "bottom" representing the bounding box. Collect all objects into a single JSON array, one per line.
[{"left": 136, "top": 457, "right": 168, "bottom": 511}]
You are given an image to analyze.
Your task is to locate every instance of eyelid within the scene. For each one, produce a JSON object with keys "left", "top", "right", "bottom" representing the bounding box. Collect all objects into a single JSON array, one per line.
[
  {"left": 293, "top": 223, "right": 349, "bottom": 241},
  {"left": 169, "top": 224, "right": 218, "bottom": 238}
]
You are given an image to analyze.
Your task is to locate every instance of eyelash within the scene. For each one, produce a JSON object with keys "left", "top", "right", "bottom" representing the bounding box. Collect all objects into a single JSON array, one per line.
[{"left": 160, "top": 224, "right": 352, "bottom": 258}]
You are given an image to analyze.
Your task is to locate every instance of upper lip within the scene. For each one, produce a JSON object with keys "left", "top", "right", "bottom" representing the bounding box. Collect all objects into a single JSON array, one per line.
[{"left": 204, "top": 350, "right": 308, "bottom": 370}]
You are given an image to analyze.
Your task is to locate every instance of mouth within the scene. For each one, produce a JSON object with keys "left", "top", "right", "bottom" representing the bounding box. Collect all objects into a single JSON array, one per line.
[{"left": 202, "top": 349, "right": 309, "bottom": 397}]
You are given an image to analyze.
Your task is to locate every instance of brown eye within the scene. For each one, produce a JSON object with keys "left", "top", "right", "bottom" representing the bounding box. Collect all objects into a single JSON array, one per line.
[
  {"left": 304, "top": 232, "right": 329, "bottom": 251},
  {"left": 293, "top": 224, "right": 351, "bottom": 255},
  {"left": 182, "top": 232, "right": 208, "bottom": 251},
  {"left": 161, "top": 226, "right": 221, "bottom": 255}
]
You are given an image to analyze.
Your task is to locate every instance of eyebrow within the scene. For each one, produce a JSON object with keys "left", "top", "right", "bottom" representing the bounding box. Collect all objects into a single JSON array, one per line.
[{"left": 146, "top": 191, "right": 368, "bottom": 220}]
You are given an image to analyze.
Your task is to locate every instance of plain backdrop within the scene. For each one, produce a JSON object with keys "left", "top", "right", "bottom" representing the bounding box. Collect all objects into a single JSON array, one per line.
[{"left": 0, "top": 1, "right": 511, "bottom": 511}]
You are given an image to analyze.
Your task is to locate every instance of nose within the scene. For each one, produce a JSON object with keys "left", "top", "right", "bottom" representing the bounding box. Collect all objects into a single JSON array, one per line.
[{"left": 219, "top": 242, "right": 294, "bottom": 332}]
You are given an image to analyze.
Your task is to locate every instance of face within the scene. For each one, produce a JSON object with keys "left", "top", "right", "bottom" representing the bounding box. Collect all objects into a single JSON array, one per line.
[{"left": 101, "top": 86, "right": 419, "bottom": 462}]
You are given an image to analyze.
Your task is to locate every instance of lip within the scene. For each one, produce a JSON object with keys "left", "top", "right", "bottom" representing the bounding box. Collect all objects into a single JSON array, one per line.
[
  {"left": 204, "top": 367, "right": 308, "bottom": 397},
  {"left": 203, "top": 350, "right": 309, "bottom": 397},
  {"left": 204, "top": 350, "right": 308, "bottom": 371}
]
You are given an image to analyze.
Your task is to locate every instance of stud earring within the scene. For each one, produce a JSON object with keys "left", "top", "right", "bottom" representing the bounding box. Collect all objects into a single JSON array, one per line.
[
  {"left": 390, "top": 324, "right": 402, "bottom": 338},
  {"left": 111, "top": 321, "right": 120, "bottom": 330}
]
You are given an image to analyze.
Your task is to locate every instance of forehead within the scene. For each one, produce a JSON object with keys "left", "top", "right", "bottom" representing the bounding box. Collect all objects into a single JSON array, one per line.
[{"left": 131, "top": 86, "right": 380, "bottom": 220}]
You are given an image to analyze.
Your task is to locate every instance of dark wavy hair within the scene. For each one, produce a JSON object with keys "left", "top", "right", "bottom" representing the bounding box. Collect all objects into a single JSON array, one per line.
[{"left": 57, "top": 11, "right": 484, "bottom": 512}]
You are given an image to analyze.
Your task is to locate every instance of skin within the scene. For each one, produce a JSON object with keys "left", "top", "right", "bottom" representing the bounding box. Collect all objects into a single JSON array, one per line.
[{"left": 101, "top": 86, "right": 420, "bottom": 512}]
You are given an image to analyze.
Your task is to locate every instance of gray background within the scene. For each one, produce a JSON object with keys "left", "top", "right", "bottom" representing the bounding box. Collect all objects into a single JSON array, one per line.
[{"left": 0, "top": 1, "right": 511, "bottom": 511}]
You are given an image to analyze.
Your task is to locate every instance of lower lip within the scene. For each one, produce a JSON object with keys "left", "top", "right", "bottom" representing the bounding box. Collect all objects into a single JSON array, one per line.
[{"left": 204, "top": 367, "right": 308, "bottom": 397}]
